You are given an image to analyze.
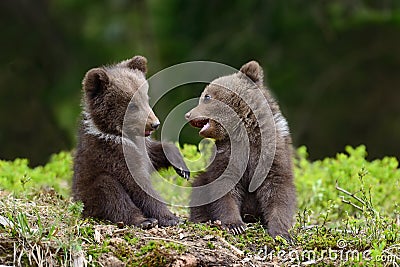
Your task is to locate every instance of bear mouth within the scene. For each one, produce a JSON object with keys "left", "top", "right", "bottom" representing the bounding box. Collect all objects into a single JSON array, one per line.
[
  {"left": 189, "top": 118, "right": 210, "bottom": 134},
  {"left": 144, "top": 130, "right": 153, "bottom": 137}
]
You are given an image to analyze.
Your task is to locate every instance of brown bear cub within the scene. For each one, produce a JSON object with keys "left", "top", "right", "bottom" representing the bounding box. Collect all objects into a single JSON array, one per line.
[
  {"left": 186, "top": 61, "right": 296, "bottom": 239},
  {"left": 72, "top": 55, "right": 189, "bottom": 229}
]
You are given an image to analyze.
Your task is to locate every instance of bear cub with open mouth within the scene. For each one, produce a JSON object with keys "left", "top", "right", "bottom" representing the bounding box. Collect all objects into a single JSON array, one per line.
[
  {"left": 73, "top": 55, "right": 189, "bottom": 229},
  {"left": 186, "top": 61, "right": 296, "bottom": 239}
]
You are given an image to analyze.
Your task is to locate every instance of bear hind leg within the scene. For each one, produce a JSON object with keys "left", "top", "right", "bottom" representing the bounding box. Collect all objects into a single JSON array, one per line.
[{"left": 79, "top": 174, "right": 158, "bottom": 229}]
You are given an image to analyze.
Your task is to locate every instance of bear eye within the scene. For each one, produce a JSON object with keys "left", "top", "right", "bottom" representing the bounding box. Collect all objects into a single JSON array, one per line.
[{"left": 204, "top": 94, "right": 211, "bottom": 101}]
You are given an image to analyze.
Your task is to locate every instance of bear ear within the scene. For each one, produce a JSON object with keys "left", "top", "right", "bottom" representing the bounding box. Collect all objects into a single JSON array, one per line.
[
  {"left": 239, "top": 60, "right": 264, "bottom": 85},
  {"left": 126, "top": 55, "right": 147, "bottom": 74},
  {"left": 83, "top": 68, "right": 109, "bottom": 99}
]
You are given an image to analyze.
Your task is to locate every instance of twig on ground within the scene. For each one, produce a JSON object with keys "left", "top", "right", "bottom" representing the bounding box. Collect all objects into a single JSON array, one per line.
[
  {"left": 339, "top": 197, "right": 363, "bottom": 211},
  {"left": 113, "top": 228, "right": 128, "bottom": 234},
  {"left": 335, "top": 180, "right": 366, "bottom": 210},
  {"left": 217, "top": 236, "right": 244, "bottom": 257}
]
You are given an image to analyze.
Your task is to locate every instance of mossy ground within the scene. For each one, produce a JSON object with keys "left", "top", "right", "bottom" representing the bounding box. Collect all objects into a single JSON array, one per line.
[{"left": 0, "top": 145, "right": 399, "bottom": 266}]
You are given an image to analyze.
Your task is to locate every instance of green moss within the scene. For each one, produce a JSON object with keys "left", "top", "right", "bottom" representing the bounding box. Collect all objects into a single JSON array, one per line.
[
  {"left": 123, "top": 233, "right": 139, "bottom": 246},
  {"left": 206, "top": 241, "right": 215, "bottom": 249}
]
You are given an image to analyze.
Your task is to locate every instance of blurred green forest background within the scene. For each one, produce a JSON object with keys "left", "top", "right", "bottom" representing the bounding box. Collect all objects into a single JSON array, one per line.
[{"left": 0, "top": 0, "right": 399, "bottom": 166}]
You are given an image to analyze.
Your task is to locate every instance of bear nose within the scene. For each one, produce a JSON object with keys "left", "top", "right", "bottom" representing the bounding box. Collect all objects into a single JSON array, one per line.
[
  {"left": 185, "top": 112, "right": 191, "bottom": 120},
  {"left": 151, "top": 121, "right": 160, "bottom": 130}
]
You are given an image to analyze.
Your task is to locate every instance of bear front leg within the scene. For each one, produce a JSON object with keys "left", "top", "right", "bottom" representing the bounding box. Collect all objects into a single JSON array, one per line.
[
  {"left": 256, "top": 178, "right": 296, "bottom": 241},
  {"left": 77, "top": 174, "right": 158, "bottom": 229},
  {"left": 146, "top": 139, "right": 190, "bottom": 179},
  {"left": 209, "top": 192, "right": 246, "bottom": 235}
]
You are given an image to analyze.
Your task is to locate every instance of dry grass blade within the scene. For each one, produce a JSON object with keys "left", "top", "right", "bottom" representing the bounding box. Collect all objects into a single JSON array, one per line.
[{"left": 335, "top": 180, "right": 366, "bottom": 206}]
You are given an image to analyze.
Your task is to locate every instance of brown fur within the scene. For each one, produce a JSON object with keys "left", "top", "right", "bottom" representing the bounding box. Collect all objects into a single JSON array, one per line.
[
  {"left": 72, "top": 55, "right": 189, "bottom": 228},
  {"left": 186, "top": 61, "right": 296, "bottom": 239}
]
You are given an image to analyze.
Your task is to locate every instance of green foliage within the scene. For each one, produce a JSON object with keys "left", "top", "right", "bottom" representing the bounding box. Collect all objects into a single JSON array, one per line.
[
  {"left": 151, "top": 141, "right": 214, "bottom": 215},
  {"left": 295, "top": 145, "right": 400, "bottom": 224},
  {"left": 0, "top": 151, "right": 72, "bottom": 197},
  {"left": 180, "top": 140, "right": 215, "bottom": 174}
]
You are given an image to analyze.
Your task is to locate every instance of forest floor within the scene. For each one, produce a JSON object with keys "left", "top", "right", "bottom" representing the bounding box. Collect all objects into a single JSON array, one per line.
[
  {"left": 0, "top": 189, "right": 399, "bottom": 266},
  {"left": 0, "top": 190, "right": 289, "bottom": 266}
]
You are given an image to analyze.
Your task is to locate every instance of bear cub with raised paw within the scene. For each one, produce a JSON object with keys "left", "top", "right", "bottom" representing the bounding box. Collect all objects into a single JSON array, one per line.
[
  {"left": 186, "top": 61, "right": 296, "bottom": 240},
  {"left": 72, "top": 55, "right": 189, "bottom": 229}
]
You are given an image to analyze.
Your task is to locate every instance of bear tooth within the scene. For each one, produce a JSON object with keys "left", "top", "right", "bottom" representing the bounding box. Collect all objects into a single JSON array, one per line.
[{"left": 200, "top": 122, "right": 210, "bottom": 132}]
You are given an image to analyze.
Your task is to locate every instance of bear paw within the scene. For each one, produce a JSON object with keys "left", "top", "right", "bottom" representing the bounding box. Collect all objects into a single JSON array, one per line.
[
  {"left": 158, "top": 215, "right": 181, "bottom": 227},
  {"left": 137, "top": 218, "right": 158, "bottom": 230}
]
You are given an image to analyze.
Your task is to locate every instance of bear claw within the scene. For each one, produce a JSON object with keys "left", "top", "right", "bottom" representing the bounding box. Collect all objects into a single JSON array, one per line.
[
  {"left": 174, "top": 167, "right": 190, "bottom": 180},
  {"left": 223, "top": 223, "right": 247, "bottom": 235}
]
